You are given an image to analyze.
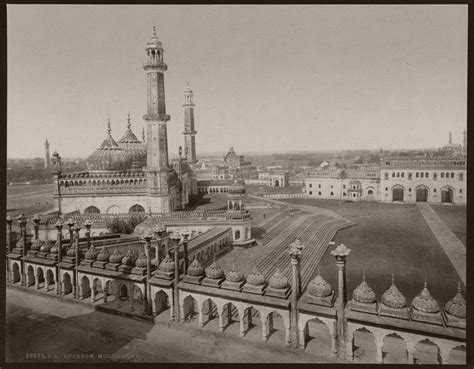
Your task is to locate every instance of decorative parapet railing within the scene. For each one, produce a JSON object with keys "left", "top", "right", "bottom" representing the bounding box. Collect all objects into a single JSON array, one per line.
[{"left": 57, "top": 184, "right": 148, "bottom": 195}]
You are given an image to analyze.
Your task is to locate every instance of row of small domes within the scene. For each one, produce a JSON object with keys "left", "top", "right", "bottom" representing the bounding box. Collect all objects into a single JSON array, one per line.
[{"left": 351, "top": 274, "right": 465, "bottom": 319}]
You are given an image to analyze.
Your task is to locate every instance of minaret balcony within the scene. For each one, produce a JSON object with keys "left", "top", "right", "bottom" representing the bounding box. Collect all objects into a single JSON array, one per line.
[
  {"left": 143, "top": 114, "right": 170, "bottom": 122},
  {"left": 143, "top": 60, "right": 167, "bottom": 71}
]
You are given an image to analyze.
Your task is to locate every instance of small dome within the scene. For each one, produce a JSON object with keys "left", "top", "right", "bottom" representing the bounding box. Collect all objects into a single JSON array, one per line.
[
  {"left": 17, "top": 236, "right": 31, "bottom": 249},
  {"left": 30, "top": 238, "right": 44, "bottom": 251},
  {"left": 225, "top": 263, "right": 244, "bottom": 282},
  {"left": 187, "top": 257, "right": 204, "bottom": 276},
  {"left": 246, "top": 266, "right": 265, "bottom": 286},
  {"left": 50, "top": 239, "right": 60, "bottom": 254},
  {"left": 205, "top": 258, "right": 224, "bottom": 279},
  {"left": 121, "top": 249, "right": 135, "bottom": 266},
  {"left": 228, "top": 179, "right": 245, "bottom": 195},
  {"left": 85, "top": 244, "right": 99, "bottom": 260},
  {"left": 444, "top": 283, "right": 466, "bottom": 318},
  {"left": 40, "top": 240, "right": 53, "bottom": 253},
  {"left": 411, "top": 282, "right": 440, "bottom": 313},
  {"left": 135, "top": 253, "right": 147, "bottom": 268},
  {"left": 118, "top": 114, "right": 147, "bottom": 166},
  {"left": 66, "top": 243, "right": 77, "bottom": 257},
  {"left": 109, "top": 248, "right": 123, "bottom": 264},
  {"left": 353, "top": 274, "right": 376, "bottom": 304},
  {"left": 307, "top": 272, "right": 332, "bottom": 297},
  {"left": 269, "top": 269, "right": 289, "bottom": 289},
  {"left": 96, "top": 247, "right": 110, "bottom": 262},
  {"left": 381, "top": 276, "right": 407, "bottom": 308},
  {"left": 158, "top": 254, "right": 175, "bottom": 273}
]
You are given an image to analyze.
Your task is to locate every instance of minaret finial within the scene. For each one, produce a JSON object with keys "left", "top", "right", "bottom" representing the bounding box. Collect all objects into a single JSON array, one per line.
[
  {"left": 142, "top": 126, "right": 145, "bottom": 142},
  {"left": 391, "top": 273, "right": 395, "bottom": 285},
  {"left": 362, "top": 270, "right": 366, "bottom": 282},
  {"left": 107, "top": 116, "right": 111, "bottom": 135},
  {"left": 127, "top": 113, "right": 131, "bottom": 130},
  {"left": 457, "top": 280, "right": 461, "bottom": 293},
  {"left": 153, "top": 26, "right": 156, "bottom": 37},
  {"left": 424, "top": 275, "right": 427, "bottom": 289}
]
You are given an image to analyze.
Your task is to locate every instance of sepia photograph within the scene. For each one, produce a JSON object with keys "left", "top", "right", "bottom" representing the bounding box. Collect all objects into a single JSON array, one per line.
[{"left": 5, "top": 4, "right": 467, "bottom": 364}]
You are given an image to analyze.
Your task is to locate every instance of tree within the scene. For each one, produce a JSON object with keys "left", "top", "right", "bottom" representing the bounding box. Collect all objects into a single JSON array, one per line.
[{"left": 106, "top": 214, "right": 148, "bottom": 234}]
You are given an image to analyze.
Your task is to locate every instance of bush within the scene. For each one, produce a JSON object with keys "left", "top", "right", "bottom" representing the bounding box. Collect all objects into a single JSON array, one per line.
[{"left": 106, "top": 214, "right": 147, "bottom": 234}]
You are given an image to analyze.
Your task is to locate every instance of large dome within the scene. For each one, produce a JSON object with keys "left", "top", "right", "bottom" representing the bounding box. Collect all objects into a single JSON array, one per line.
[
  {"left": 118, "top": 114, "right": 147, "bottom": 167},
  {"left": 87, "top": 119, "right": 131, "bottom": 171}
]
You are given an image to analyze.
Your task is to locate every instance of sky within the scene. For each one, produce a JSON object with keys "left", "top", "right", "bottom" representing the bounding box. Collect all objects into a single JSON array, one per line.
[{"left": 7, "top": 5, "right": 467, "bottom": 159}]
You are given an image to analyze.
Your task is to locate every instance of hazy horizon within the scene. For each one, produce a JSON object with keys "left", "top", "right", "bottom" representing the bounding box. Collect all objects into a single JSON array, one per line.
[{"left": 8, "top": 5, "right": 467, "bottom": 159}]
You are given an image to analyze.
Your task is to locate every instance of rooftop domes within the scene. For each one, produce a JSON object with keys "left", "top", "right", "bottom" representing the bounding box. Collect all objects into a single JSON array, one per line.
[
  {"left": 85, "top": 244, "right": 99, "bottom": 260},
  {"left": 411, "top": 282, "right": 440, "bottom": 313},
  {"left": 187, "top": 257, "right": 204, "bottom": 276},
  {"left": 50, "top": 240, "right": 60, "bottom": 254},
  {"left": 96, "top": 247, "right": 110, "bottom": 262},
  {"left": 246, "top": 266, "right": 265, "bottom": 286},
  {"left": 158, "top": 254, "right": 175, "bottom": 273},
  {"left": 87, "top": 118, "right": 131, "bottom": 171},
  {"left": 135, "top": 253, "right": 147, "bottom": 268},
  {"left": 444, "top": 283, "right": 466, "bottom": 318},
  {"left": 121, "top": 248, "right": 135, "bottom": 266},
  {"left": 109, "top": 248, "right": 123, "bottom": 264},
  {"left": 30, "top": 238, "right": 43, "bottom": 251},
  {"left": 307, "top": 272, "right": 332, "bottom": 297},
  {"left": 269, "top": 269, "right": 289, "bottom": 290},
  {"left": 225, "top": 263, "right": 244, "bottom": 283},
  {"left": 381, "top": 276, "right": 407, "bottom": 308},
  {"left": 205, "top": 257, "right": 224, "bottom": 279},
  {"left": 353, "top": 274, "right": 376, "bottom": 304},
  {"left": 66, "top": 243, "right": 77, "bottom": 257}
]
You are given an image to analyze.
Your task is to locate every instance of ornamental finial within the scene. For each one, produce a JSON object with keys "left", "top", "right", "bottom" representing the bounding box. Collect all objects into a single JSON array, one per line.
[
  {"left": 424, "top": 275, "right": 427, "bottom": 289},
  {"left": 142, "top": 126, "right": 145, "bottom": 142},
  {"left": 391, "top": 273, "right": 395, "bottom": 285},
  {"left": 457, "top": 280, "right": 461, "bottom": 293},
  {"left": 153, "top": 26, "right": 156, "bottom": 37},
  {"left": 127, "top": 113, "right": 131, "bottom": 130},
  {"left": 107, "top": 116, "right": 111, "bottom": 135},
  {"left": 362, "top": 270, "right": 366, "bottom": 282}
]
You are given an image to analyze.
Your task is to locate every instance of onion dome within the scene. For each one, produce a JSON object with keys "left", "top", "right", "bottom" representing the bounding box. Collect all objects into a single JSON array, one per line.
[
  {"left": 109, "top": 248, "right": 123, "bottom": 264},
  {"left": 118, "top": 114, "right": 147, "bottom": 166},
  {"left": 444, "top": 283, "right": 466, "bottom": 318},
  {"left": 66, "top": 243, "right": 77, "bottom": 257},
  {"left": 30, "top": 238, "right": 44, "bottom": 251},
  {"left": 85, "top": 244, "right": 99, "bottom": 260},
  {"left": 225, "top": 262, "right": 244, "bottom": 282},
  {"left": 40, "top": 240, "right": 53, "bottom": 253},
  {"left": 307, "top": 271, "right": 332, "bottom": 297},
  {"left": 205, "top": 257, "right": 224, "bottom": 279},
  {"left": 135, "top": 253, "right": 147, "bottom": 268},
  {"left": 411, "top": 281, "right": 440, "bottom": 313},
  {"left": 246, "top": 266, "right": 266, "bottom": 286},
  {"left": 86, "top": 118, "right": 131, "bottom": 171},
  {"left": 121, "top": 248, "right": 135, "bottom": 266},
  {"left": 228, "top": 179, "right": 245, "bottom": 195},
  {"left": 269, "top": 269, "right": 289, "bottom": 289},
  {"left": 17, "top": 236, "right": 31, "bottom": 249},
  {"left": 147, "top": 26, "right": 162, "bottom": 48},
  {"left": 353, "top": 273, "right": 376, "bottom": 304},
  {"left": 187, "top": 257, "right": 204, "bottom": 276},
  {"left": 381, "top": 276, "right": 407, "bottom": 308},
  {"left": 96, "top": 247, "right": 110, "bottom": 262},
  {"left": 158, "top": 254, "right": 175, "bottom": 273}
]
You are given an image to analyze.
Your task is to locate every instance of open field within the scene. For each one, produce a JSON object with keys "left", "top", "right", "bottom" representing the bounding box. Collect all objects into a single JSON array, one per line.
[
  {"left": 431, "top": 204, "right": 466, "bottom": 246},
  {"left": 280, "top": 198, "right": 464, "bottom": 306},
  {"left": 7, "top": 183, "right": 55, "bottom": 217}
]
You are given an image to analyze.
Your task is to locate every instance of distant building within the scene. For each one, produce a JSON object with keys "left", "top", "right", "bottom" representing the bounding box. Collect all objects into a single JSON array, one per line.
[
  {"left": 44, "top": 139, "right": 51, "bottom": 169},
  {"left": 211, "top": 147, "right": 258, "bottom": 181},
  {"left": 268, "top": 170, "right": 289, "bottom": 187}
]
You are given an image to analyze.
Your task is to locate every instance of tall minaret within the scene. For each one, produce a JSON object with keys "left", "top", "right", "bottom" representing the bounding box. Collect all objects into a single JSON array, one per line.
[
  {"left": 44, "top": 138, "right": 51, "bottom": 169},
  {"left": 183, "top": 83, "right": 198, "bottom": 164},
  {"left": 143, "top": 26, "right": 173, "bottom": 212}
]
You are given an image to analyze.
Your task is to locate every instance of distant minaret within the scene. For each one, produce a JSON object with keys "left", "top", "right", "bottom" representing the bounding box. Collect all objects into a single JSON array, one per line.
[
  {"left": 463, "top": 129, "right": 467, "bottom": 151},
  {"left": 44, "top": 138, "right": 51, "bottom": 169},
  {"left": 183, "top": 82, "right": 197, "bottom": 163}
]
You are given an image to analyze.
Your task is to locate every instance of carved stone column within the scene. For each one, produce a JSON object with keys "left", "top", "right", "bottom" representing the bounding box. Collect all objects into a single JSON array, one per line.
[
  {"left": 73, "top": 224, "right": 81, "bottom": 299},
  {"left": 144, "top": 234, "right": 153, "bottom": 315}
]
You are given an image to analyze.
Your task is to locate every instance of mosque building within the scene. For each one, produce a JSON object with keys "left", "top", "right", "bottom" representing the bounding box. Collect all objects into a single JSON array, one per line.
[{"left": 53, "top": 28, "right": 197, "bottom": 215}]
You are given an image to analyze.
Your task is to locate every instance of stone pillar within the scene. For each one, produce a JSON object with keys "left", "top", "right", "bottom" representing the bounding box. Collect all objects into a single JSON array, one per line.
[
  {"left": 144, "top": 234, "right": 153, "bottom": 315},
  {"left": 73, "top": 224, "right": 81, "bottom": 299},
  {"left": 172, "top": 237, "right": 180, "bottom": 321},
  {"left": 6, "top": 216, "right": 13, "bottom": 283},
  {"left": 261, "top": 320, "right": 269, "bottom": 342},
  {"left": 67, "top": 219, "right": 75, "bottom": 249},
  {"left": 375, "top": 343, "right": 383, "bottom": 364},
  {"left": 84, "top": 220, "right": 92, "bottom": 248},
  {"left": 288, "top": 239, "right": 304, "bottom": 349},
  {"left": 17, "top": 214, "right": 27, "bottom": 286},
  {"left": 198, "top": 309, "right": 204, "bottom": 327},
  {"left": 218, "top": 312, "right": 225, "bottom": 332},
  {"left": 330, "top": 243, "right": 351, "bottom": 360},
  {"left": 103, "top": 288, "right": 108, "bottom": 303},
  {"left": 32, "top": 215, "right": 41, "bottom": 241},
  {"left": 407, "top": 349, "right": 415, "bottom": 364},
  {"left": 239, "top": 316, "right": 245, "bottom": 337},
  {"left": 182, "top": 232, "right": 190, "bottom": 274},
  {"left": 55, "top": 220, "right": 63, "bottom": 295}
]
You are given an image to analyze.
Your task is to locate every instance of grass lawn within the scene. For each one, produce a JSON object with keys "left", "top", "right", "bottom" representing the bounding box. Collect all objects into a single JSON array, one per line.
[
  {"left": 280, "top": 198, "right": 463, "bottom": 306},
  {"left": 7, "top": 183, "right": 55, "bottom": 216},
  {"left": 431, "top": 204, "right": 466, "bottom": 246}
]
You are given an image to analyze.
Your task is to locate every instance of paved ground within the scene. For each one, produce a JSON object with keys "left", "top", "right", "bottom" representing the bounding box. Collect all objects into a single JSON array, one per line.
[
  {"left": 6, "top": 287, "right": 337, "bottom": 363},
  {"left": 416, "top": 203, "right": 466, "bottom": 285},
  {"left": 431, "top": 204, "right": 466, "bottom": 246}
]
